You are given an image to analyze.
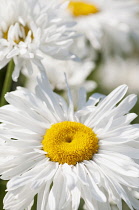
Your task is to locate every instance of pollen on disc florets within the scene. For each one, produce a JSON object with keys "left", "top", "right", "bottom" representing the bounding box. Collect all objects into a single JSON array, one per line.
[
  {"left": 42, "top": 121, "right": 99, "bottom": 165},
  {"left": 68, "top": 1, "right": 99, "bottom": 17}
]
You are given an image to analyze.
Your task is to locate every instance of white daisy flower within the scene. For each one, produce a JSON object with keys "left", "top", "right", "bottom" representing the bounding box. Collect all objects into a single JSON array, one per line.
[
  {"left": 0, "top": 72, "right": 139, "bottom": 210},
  {"left": 0, "top": 0, "right": 76, "bottom": 81},
  {"left": 98, "top": 57, "right": 139, "bottom": 94},
  {"left": 63, "top": 0, "right": 139, "bottom": 57},
  {"left": 24, "top": 34, "right": 97, "bottom": 94},
  {"left": 25, "top": 55, "right": 96, "bottom": 92}
]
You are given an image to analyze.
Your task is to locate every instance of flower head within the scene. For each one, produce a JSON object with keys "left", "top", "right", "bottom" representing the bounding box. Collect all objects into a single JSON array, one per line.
[
  {"left": 0, "top": 72, "right": 139, "bottom": 209},
  {"left": 0, "top": 0, "right": 76, "bottom": 81},
  {"left": 65, "top": 0, "right": 139, "bottom": 56},
  {"left": 98, "top": 57, "right": 139, "bottom": 94},
  {"left": 25, "top": 55, "right": 96, "bottom": 93}
]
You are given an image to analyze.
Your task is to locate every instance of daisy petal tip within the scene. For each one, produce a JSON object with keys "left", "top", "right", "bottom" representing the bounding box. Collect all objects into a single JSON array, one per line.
[
  {"left": 12, "top": 74, "right": 18, "bottom": 82},
  {"left": 120, "top": 84, "right": 128, "bottom": 91}
]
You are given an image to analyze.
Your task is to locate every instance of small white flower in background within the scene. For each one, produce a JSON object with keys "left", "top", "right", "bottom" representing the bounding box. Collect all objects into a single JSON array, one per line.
[
  {"left": 0, "top": 71, "right": 139, "bottom": 210},
  {"left": 98, "top": 57, "right": 139, "bottom": 94},
  {"left": 24, "top": 35, "right": 97, "bottom": 99},
  {"left": 0, "top": 0, "right": 77, "bottom": 81},
  {"left": 25, "top": 55, "right": 96, "bottom": 93},
  {"left": 63, "top": 0, "right": 139, "bottom": 57}
]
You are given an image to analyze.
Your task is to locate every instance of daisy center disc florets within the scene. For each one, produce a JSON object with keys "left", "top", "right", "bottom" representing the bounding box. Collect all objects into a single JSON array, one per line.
[
  {"left": 68, "top": 1, "right": 99, "bottom": 17},
  {"left": 3, "top": 23, "right": 33, "bottom": 44},
  {"left": 42, "top": 121, "right": 99, "bottom": 165}
]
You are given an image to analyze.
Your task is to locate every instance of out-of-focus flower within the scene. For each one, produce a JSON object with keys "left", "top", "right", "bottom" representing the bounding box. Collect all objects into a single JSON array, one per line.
[
  {"left": 98, "top": 57, "right": 139, "bottom": 94},
  {"left": 25, "top": 54, "right": 96, "bottom": 93},
  {"left": 24, "top": 35, "right": 97, "bottom": 108},
  {"left": 0, "top": 0, "right": 76, "bottom": 81},
  {"left": 64, "top": 0, "right": 139, "bottom": 57},
  {"left": 0, "top": 72, "right": 139, "bottom": 210}
]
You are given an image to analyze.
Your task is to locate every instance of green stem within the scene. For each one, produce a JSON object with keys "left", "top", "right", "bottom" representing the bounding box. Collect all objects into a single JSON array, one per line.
[{"left": 0, "top": 59, "right": 14, "bottom": 107}]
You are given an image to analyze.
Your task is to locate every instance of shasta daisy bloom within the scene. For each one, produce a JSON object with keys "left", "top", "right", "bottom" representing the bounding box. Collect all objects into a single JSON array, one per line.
[
  {"left": 0, "top": 0, "right": 76, "bottom": 81},
  {"left": 65, "top": 0, "right": 139, "bottom": 56},
  {"left": 98, "top": 57, "right": 139, "bottom": 94},
  {"left": 25, "top": 55, "right": 96, "bottom": 92},
  {"left": 0, "top": 72, "right": 139, "bottom": 210}
]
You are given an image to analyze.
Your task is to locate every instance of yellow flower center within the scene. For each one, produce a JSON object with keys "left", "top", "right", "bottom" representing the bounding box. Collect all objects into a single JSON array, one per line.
[
  {"left": 42, "top": 121, "right": 99, "bottom": 165},
  {"left": 3, "top": 24, "right": 33, "bottom": 44},
  {"left": 68, "top": 1, "right": 99, "bottom": 17}
]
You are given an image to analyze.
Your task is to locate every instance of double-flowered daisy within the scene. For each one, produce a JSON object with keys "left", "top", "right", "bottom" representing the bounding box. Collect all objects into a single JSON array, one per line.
[
  {"left": 0, "top": 0, "right": 76, "bottom": 81},
  {"left": 0, "top": 72, "right": 139, "bottom": 210},
  {"left": 65, "top": 0, "right": 139, "bottom": 57}
]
